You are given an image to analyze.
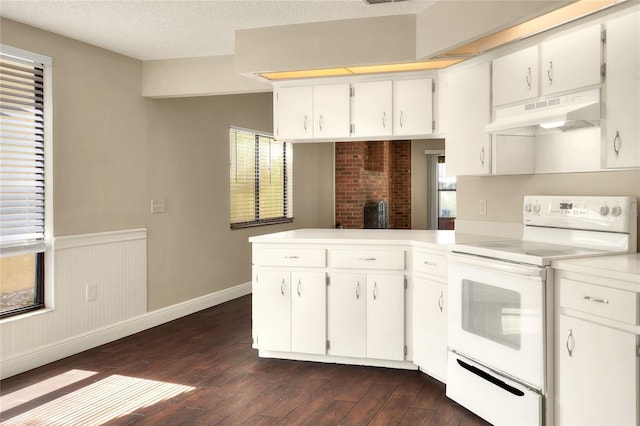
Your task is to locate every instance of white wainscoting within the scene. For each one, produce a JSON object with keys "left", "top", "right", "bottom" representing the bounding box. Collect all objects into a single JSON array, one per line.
[{"left": 0, "top": 228, "right": 251, "bottom": 379}]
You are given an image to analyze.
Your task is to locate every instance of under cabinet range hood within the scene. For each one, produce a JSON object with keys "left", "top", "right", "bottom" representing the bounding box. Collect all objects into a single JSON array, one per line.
[{"left": 485, "top": 88, "right": 600, "bottom": 136}]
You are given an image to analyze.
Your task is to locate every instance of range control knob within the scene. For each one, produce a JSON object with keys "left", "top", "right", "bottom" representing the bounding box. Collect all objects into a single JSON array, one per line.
[
  {"left": 599, "top": 205, "right": 610, "bottom": 216},
  {"left": 524, "top": 203, "right": 532, "bottom": 213},
  {"left": 610, "top": 205, "right": 622, "bottom": 217},
  {"left": 532, "top": 203, "right": 541, "bottom": 214}
]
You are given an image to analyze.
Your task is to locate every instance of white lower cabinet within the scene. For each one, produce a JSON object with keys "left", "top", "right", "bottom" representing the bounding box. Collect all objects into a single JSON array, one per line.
[
  {"left": 256, "top": 269, "right": 326, "bottom": 355},
  {"left": 412, "top": 249, "right": 448, "bottom": 382},
  {"left": 554, "top": 267, "right": 640, "bottom": 426},
  {"left": 328, "top": 272, "right": 405, "bottom": 361},
  {"left": 366, "top": 273, "right": 405, "bottom": 361},
  {"left": 412, "top": 276, "right": 447, "bottom": 381},
  {"left": 327, "top": 273, "right": 367, "bottom": 358},
  {"left": 556, "top": 315, "right": 638, "bottom": 426}
]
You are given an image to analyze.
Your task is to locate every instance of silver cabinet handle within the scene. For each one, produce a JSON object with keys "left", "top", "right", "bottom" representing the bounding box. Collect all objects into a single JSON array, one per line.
[
  {"left": 479, "top": 146, "right": 485, "bottom": 167},
  {"left": 356, "top": 281, "right": 360, "bottom": 300},
  {"left": 303, "top": 115, "right": 308, "bottom": 132},
  {"left": 566, "top": 329, "right": 574, "bottom": 357},
  {"left": 438, "top": 291, "right": 444, "bottom": 312},
  {"left": 358, "top": 257, "right": 377, "bottom": 261},
  {"left": 400, "top": 111, "right": 404, "bottom": 128},
  {"left": 526, "top": 67, "right": 532, "bottom": 90},
  {"left": 319, "top": 114, "right": 324, "bottom": 132},
  {"left": 280, "top": 278, "right": 285, "bottom": 296},
  {"left": 382, "top": 111, "right": 386, "bottom": 129},
  {"left": 547, "top": 61, "right": 553, "bottom": 85},
  {"left": 284, "top": 255, "right": 299, "bottom": 259},
  {"left": 297, "top": 279, "right": 301, "bottom": 296},
  {"left": 373, "top": 282, "right": 378, "bottom": 300},
  {"left": 613, "top": 131, "right": 621, "bottom": 158},
  {"left": 583, "top": 295, "right": 609, "bottom": 304}
]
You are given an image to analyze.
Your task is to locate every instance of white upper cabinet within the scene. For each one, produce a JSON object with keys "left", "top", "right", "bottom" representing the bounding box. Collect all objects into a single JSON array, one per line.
[
  {"left": 353, "top": 80, "right": 393, "bottom": 138},
  {"left": 274, "top": 76, "right": 436, "bottom": 141},
  {"left": 603, "top": 10, "right": 640, "bottom": 169},
  {"left": 275, "top": 84, "right": 350, "bottom": 141},
  {"left": 541, "top": 24, "right": 603, "bottom": 96},
  {"left": 275, "top": 86, "right": 313, "bottom": 140},
  {"left": 444, "top": 62, "right": 492, "bottom": 176},
  {"left": 492, "top": 46, "right": 540, "bottom": 106},
  {"left": 393, "top": 78, "right": 433, "bottom": 136},
  {"left": 313, "top": 84, "right": 351, "bottom": 139}
]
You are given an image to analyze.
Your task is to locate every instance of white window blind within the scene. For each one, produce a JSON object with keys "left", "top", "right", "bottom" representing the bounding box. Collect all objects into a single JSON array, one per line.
[
  {"left": 0, "top": 51, "right": 46, "bottom": 254},
  {"left": 230, "top": 127, "right": 292, "bottom": 228}
]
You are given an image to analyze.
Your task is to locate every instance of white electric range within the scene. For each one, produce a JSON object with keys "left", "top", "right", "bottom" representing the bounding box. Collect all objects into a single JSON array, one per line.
[{"left": 445, "top": 195, "right": 637, "bottom": 426}]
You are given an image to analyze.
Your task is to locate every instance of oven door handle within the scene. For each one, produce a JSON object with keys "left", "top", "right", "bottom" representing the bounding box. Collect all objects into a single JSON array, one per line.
[{"left": 449, "top": 253, "right": 546, "bottom": 278}]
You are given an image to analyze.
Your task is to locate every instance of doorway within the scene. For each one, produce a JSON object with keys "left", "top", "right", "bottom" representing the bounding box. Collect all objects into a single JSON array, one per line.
[{"left": 426, "top": 151, "right": 456, "bottom": 230}]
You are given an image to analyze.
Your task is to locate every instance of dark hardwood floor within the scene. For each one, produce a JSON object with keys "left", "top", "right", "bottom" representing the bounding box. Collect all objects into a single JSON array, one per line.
[{"left": 0, "top": 295, "right": 489, "bottom": 425}]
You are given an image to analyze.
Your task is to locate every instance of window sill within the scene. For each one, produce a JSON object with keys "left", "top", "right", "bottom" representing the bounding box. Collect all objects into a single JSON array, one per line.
[
  {"left": 231, "top": 218, "right": 294, "bottom": 230},
  {"left": 0, "top": 307, "right": 54, "bottom": 324}
]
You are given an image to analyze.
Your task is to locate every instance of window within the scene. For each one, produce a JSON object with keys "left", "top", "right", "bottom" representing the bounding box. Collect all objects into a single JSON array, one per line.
[
  {"left": 437, "top": 155, "right": 456, "bottom": 230},
  {"left": 0, "top": 46, "right": 50, "bottom": 318},
  {"left": 229, "top": 127, "right": 292, "bottom": 229},
  {"left": 426, "top": 151, "right": 456, "bottom": 230}
]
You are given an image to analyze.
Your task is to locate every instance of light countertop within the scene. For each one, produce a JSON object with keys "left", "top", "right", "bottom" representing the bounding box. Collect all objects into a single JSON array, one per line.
[
  {"left": 553, "top": 253, "right": 640, "bottom": 287},
  {"left": 248, "top": 228, "right": 508, "bottom": 250}
]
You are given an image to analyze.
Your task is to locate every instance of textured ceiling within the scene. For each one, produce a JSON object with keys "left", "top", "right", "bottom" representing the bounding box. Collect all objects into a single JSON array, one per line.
[{"left": 0, "top": 0, "right": 434, "bottom": 60}]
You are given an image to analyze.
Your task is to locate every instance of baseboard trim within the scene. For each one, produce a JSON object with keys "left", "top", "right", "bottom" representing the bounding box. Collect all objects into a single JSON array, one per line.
[
  {"left": 0, "top": 282, "right": 251, "bottom": 379},
  {"left": 258, "top": 350, "right": 418, "bottom": 371}
]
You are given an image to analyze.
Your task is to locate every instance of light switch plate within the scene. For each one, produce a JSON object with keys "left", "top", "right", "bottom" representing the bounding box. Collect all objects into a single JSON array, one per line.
[{"left": 151, "top": 199, "right": 166, "bottom": 214}]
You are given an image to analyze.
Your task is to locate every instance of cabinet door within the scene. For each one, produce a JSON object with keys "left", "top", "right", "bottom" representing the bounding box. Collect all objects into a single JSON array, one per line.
[
  {"left": 275, "top": 86, "right": 313, "bottom": 139},
  {"left": 541, "top": 25, "right": 602, "bottom": 96},
  {"left": 604, "top": 11, "right": 640, "bottom": 169},
  {"left": 443, "top": 62, "right": 492, "bottom": 176},
  {"left": 291, "top": 271, "right": 327, "bottom": 355},
  {"left": 313, "top": 84, "right": 350, "bottom": 139},
  {"left": 353, "top": 81, "right": 393, "bottom": 138},
  {"left": 413, "top": 276, "right": 448, "bottom": 382},
  {"left": 556, "top": 315, "right": 638, "bottom": 426},
  {"left": 367, "top": 274, "right": 405, "bottom": 361},
  {"left": 327, "top": 273, "right": 367, "bottom": 358},
  {"left": 257, "top": 270, "right": 291, "bottom": 352},
  {"left": 492, "top": 46, "right": 539, "bottom": 106},
  {"left": 393, "top": 79, "right": 433, "bottom": 136}
]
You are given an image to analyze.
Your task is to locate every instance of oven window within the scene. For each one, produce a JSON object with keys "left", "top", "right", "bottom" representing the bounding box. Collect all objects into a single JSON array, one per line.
[{"left": 461, "top": 280, "right": 521, "bottom": 350}]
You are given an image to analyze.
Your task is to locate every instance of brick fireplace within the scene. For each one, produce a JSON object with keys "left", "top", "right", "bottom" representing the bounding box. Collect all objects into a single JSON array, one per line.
[{"left": 335, "top": 141, "right": 411, "bottom": 229}]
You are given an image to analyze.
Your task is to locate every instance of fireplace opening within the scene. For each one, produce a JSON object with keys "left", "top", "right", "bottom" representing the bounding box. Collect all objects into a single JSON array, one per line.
[{"left": 364, "top": 200, "right": 388, "bottom": 229}]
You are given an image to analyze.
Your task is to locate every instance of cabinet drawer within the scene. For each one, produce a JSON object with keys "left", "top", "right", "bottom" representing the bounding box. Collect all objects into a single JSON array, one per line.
[
  {"left": 328, "top": 249, "right": 405, "bottom": 270},
  {"left": 254, "top": 248, "right": 326, "bottom": 267},
  {"left": 560, "top": 279, "right": 639, "bottom": 325},
  {"left": 413, "top": 251, "right": 447, "bottom": 277}
]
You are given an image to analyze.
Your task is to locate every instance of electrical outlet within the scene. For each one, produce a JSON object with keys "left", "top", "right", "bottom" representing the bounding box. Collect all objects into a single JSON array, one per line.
[
  {"left": 85, "top": 284, "right": 97, "bottom": 302},
  {"left": 151, "top": 199, "right": 166, "bottom": 214},
  {"left": 479, "top": 199, "right": 487, "bottom": 215}
]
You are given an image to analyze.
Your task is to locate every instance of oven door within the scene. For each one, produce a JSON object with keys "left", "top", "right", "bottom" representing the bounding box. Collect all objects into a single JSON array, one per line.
[{"left": 448, "top": 253, "right": 546, "bottom": 390}]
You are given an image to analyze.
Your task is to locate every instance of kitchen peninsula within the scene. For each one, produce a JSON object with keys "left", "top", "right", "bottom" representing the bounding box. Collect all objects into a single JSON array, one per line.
[{"left": 249, "top": 228, "right": 504, "bottom": 380}]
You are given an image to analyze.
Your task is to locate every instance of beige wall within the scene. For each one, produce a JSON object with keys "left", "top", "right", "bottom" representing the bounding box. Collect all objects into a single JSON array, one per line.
[
  {"left": 1, "top": 18, "right": 335, "bottom": 311},
  {"left": 235, "top": 15, "right": 417, "bottom": 74},
  {"left": 142, "top": 55, "right": 271, "bottom": 98},
  {"left": 1, "top": 18, "right": 149, "bottom": 236},
  {"left": 457, "top": 170, "right": 640, "bottom": 241},
  {"left": 146, "top": 95, "right": 334, "bottom": 309}
]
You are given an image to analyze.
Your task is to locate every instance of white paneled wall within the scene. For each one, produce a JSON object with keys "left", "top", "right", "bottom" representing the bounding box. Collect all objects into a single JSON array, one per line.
[{"left": 0, "top": 229, "right": 147, "bottom": 378}]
